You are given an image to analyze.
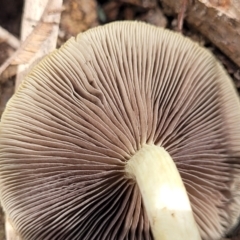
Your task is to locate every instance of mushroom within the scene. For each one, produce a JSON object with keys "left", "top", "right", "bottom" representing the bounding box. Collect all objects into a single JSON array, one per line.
[{"left": 0, "top": 21, "right": 240, "bottom": 240}]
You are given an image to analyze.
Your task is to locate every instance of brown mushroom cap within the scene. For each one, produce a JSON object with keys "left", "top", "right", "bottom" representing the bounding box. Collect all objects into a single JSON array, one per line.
[{"left": 1, "top": 21, "right": 240, "bottom": 240}]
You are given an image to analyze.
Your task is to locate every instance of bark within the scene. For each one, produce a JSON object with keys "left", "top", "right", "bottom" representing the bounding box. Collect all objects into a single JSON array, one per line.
[
  {"left": 15, "top": 0, "right": 63, "bottom": 90},
  {"left": 160, "top": 0, "right": 240, "bottom": 67}
]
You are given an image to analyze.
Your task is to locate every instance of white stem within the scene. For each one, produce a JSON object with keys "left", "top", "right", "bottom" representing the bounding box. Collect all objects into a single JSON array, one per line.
[{"left": 125, "top": 144, "right": 201, "bottom": 240}]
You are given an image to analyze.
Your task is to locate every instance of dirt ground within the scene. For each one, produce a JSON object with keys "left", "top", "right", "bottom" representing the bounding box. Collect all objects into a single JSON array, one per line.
[{"left": 0, "top": 0, "right": 239, "bottom": 239}]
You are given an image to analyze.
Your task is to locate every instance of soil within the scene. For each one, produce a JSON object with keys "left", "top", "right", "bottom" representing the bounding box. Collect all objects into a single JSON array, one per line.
[{"left": 0, "top": 0, "right": 239, "bottom": 239}]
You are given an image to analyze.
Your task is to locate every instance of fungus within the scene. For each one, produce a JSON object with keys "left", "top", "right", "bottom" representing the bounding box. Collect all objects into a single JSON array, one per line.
[{"left": 0, "top": 21, "right": 240, "bottom": 240}]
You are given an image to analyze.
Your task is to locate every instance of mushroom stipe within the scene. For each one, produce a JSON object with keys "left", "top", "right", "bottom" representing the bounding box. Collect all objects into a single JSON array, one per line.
[{"left": 0, "top": 21, "right": 240, "bottom": 240}]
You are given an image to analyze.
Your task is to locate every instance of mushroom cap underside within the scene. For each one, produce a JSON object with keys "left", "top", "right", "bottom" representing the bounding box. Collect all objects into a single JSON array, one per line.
[{"left": 0, "top": 21, "right": 240, "bottom": 240}]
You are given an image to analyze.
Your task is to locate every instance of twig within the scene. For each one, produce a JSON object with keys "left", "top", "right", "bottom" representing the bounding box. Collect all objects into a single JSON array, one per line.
[
  {"left": 177, "top": 0, "right": 188, "bottom": 32},
  {"left": 160, "top": 0, "right": 240, "bottom": 67},
  {"left": 0, "top": 26, "right": 20, "bottom": 49},
  {"left": 15, "top": 0, "right": 63, "bottom": 90}
]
